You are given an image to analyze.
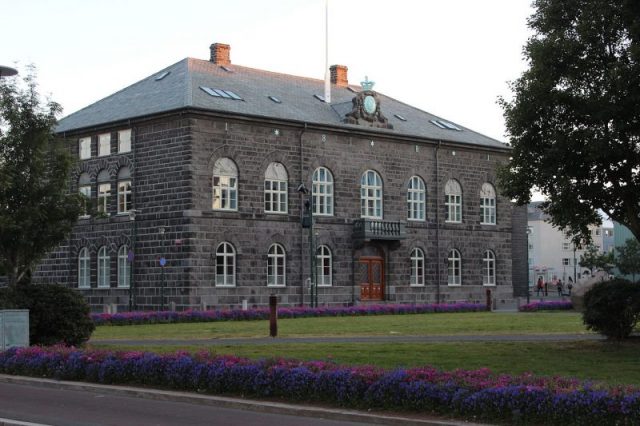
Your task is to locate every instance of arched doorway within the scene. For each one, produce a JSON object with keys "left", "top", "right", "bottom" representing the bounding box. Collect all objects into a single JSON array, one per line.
[{"left": 356, "top": 245, "right": 385, "bottom": 301}]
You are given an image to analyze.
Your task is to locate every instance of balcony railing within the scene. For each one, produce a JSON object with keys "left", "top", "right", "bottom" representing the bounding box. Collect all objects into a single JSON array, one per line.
[{"left": 353, "top": 219, "right": 406, "bottom": 241}]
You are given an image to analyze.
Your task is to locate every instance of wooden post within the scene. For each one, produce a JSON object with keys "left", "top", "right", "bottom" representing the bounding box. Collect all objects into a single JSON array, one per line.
[{"left": 269, "top": 294, "right": 278, "bottom": 337}]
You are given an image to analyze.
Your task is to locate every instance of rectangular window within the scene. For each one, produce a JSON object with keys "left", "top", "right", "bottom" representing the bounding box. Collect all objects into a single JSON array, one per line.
[
  {"left": 528, "top": 243, "right": 534, "bottom": 250},
  {"left": 445, "top": 194, "right": 462, "bottom": 223},
  {"left": 264, "top": 180, "right": 287, "bottom": 213},
  {"left": 79, "top": 137, "right": 91, "bottom": 159},
  {"left": 118, "top": 129, "right": 131, "bottom": 153},
  {"left": 117, "top": 180, "right": 131, "bottom": 213},
  {"left": 79, "top": 185, "right": 91, "bottom": 218},
  {"left": 480, "top": 197, "right": 496, "bottom": 224},
  {"left": 98, "top": 183, "right": 111, "bottom": 214},
  {"left": 562, "top": 258, "right": 570, "bottom": 266},
  {"left": 562, "top": 242, "right": 570, "bottom": 250},
  {"left": 98, "top": 133, "right": 111, "bottom": 157}
]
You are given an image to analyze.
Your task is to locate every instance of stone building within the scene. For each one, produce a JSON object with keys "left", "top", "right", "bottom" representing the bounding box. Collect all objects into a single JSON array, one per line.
[{"left": 35, "top": 43, "right": 527, "bottom": 311}]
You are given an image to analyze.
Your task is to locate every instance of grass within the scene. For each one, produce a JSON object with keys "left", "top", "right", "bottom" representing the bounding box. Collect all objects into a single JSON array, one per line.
[
  {"left": 87, "top": 340, "right": 640, "bottom": 386},
  {"left": 90, "top": 311, "right": 640, "bottom": 387},
  {"left": 92, "top": 311, "right": 589, "bottom": 341}
]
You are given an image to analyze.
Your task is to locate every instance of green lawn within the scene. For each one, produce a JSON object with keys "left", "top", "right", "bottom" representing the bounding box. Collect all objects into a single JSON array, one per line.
[
  {"left": 92, "top": 311, "right": 588, "bottom": 340},
  {"left": 90, "top": 311, "right": 640, "bottom": 387}
]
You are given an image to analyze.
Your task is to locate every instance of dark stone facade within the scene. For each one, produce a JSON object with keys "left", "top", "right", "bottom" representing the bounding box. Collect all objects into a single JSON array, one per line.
[{"left": 34, "top": 110, "right": 524, "bottom": 312}]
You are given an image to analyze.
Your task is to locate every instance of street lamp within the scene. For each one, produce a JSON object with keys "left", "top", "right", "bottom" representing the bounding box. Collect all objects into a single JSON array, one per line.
[
  {"left": 526, "top": 226, "right": 532, "bottom": 304},
  {"left": 298, "top": 183, "right": 317, "bottom": 307},
  {"left": 158, "top": 226, "right": 167, "bottom": 311},
  {"left": 127, "top": 209, "right": 141, "bottom": 311}
]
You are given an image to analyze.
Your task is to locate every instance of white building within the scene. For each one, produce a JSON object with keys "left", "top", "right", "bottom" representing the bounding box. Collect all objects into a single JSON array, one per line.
[{"left": 527, "top": 202, "right": 613, "bottom": 287}]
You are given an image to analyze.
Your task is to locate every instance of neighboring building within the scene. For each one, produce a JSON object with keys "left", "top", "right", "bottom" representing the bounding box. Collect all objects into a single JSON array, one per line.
[
  {"left": 612, "top": 221, "right": 637, "bottom": 280},
  {"left": 527, "top": 201, "right": 613, "bottom": 286},
  {"left": 35, "top": 42, "right": 527, "bottom": 311}
]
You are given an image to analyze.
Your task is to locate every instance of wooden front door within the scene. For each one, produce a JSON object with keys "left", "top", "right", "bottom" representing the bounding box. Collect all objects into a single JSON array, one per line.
[{"left": 358, "top": 256, "right": 384, "bottom": 301}]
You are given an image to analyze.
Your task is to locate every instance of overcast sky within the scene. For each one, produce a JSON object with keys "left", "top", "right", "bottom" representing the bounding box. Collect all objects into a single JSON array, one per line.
[{"left": 3, "top": 0, "right": 534, "bottom": 143}]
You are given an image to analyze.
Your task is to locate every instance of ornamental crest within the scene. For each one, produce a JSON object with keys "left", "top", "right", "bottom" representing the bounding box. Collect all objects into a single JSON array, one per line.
[{"left": 344, "top": 77, "right": 393, "bottom": 129}]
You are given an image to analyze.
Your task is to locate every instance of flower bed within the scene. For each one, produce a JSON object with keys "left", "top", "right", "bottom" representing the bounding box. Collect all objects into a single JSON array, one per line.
[
  {"left": 0, "top": 346, "right": 638, "bottom": 425},
  {"left": 519, "top": 301, "right": 573, "bottom": 312},
  {"left": 92, "top": 303, "right": 487, "bottom": 326}
]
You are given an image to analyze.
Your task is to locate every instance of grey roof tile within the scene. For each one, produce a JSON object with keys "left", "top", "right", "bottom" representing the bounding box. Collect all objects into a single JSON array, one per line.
[{"left": 57, "top": 58, "right": 507, "bottom": 149}]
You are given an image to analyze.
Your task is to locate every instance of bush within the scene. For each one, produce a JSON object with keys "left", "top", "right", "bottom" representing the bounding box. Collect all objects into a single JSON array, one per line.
[
  {"left": 0, "top": 284, "right": 95, "bottom": 346},
  {"left": 582, "top": 279, "right": 640, "bottom": 340}
]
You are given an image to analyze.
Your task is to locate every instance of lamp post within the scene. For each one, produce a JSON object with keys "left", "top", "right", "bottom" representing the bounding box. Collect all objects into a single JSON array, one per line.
[
  {"left": 526, "top": 226, "right": 531, "bottom": 304},
  {"left": 158, "top": 226, "right": 167, "bottom": 311},
  {"left": 298, "top": 183, "right": 317, "bottom": 307},
  {"left": 127, "top": 209, "right": 141, "bottom": 311}
]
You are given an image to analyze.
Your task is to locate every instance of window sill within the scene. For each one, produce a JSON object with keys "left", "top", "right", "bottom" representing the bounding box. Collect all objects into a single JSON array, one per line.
[
  {"left": 264, "top": 211, "right": 288, "bottom": 215},
  {"left": 215, "top": 284, "right": 236, "bottom": 288},
  {"left": 482, "top": 283, "right": 497, "bottom": 287},
  {"left": 447, "top": 283, "right": 462, "bottom": 287},
  {"left": 267, "top": 284, "right": 286, "bottom": 288},
  {"left": 480, "top": 222, "right": 496, "bottom": 226},
  {"left": 317, "top": 284, "right": 332, "bottom": 288},
  {"left": 410, "top": 283, "right": 425, "bottom": 287}
]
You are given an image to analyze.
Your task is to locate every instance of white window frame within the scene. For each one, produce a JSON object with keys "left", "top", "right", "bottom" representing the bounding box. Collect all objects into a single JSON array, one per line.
[
  {"left": 483, "top": 250, "right": 496, "bottom": 286},
  {"left": 410, "top": 248, "right": 425, "bottom": 287},
  {"left": 118, "top": 245, "right": 130, "bottom": 288},
  {"left": 79, "top": 137, "right": 91, "bottom": 159},
  {"left": 448, "top": 249, "right": 462, "bottom": 286},
  {"left": 445, "top": 179, "right": 462, "bottom": 223},
  {"left": 215, "top": 242, "right": 236, "bottom": 287},
  {"left": 98, "top": 133, "right": 111, "bottom": 157},
  {"left": 98, "top": 183, "right": 111, "bottom": 214},
  {"left": 480, "top": 183, "right": 496, "bottom": 225},
  {"left": 312, "top": 167, "right": 334, "bottom": 216},
  {"left": 360, "top": 170, "right": 383, "bottom": 219},
  {"left": 118, "top": 129, "right": 131, "bottom": 153},
  {"left": 264, "top": 163, "right": 288, "bottom": 214},
  {"left": 117, "top": 179, "right": 131, "bottom": 214},
  {"left": 316, "top": 245, "right": 332, "bottom": 287},
  {"left": 562, "top": 242, "right": 570, "bottom": 250},
  {"left": 97, "top": 246, "right": 110, "bottom": 288},
  {"left": 562, "top": 258, "right": 570, "bottom": 266},
  {"left": 407, "top": 176, "right": 426, "bottom": 221},
  {"left": 267, "top": 243, "right": 286, "bottom": 287},
  {"left": 79, "top": 179, "right": 91, "bottom": 218},
  {"left": 78, "top": 247, "right": 90, "bottom": 289},
  {"left": 212, "top": 158, "right": 238, "bottom": 211}
]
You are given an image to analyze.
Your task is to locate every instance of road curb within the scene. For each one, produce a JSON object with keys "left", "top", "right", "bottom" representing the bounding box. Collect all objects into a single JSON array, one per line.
[{"left": 0, "top": 374, "right": 485, "bottom": 426}]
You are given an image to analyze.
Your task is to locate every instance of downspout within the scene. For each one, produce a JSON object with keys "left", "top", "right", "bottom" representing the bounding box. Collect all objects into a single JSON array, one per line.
[
  {"left": 435, "top": 140, "right": 441, "bottom": 303},
  {"left": 298, "top": 123, "right": 308, "bottom": 306},
  {"left": 131, "top": 121, "right": 138, "bottom": 310}
]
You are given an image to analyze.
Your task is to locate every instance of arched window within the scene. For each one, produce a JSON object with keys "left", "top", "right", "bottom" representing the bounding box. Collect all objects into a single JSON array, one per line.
[
  {"left": 267, "top": 243, "right": 286, "bottom": 286},
  {"left": 410, "top": 248, "right": 425, "bottom": 286},
  {"left": 78, "top": 173, "right": 91, "bottom": 218},
  {"left": 216, "top": 242, "right": 236, "bottom": 286},
  {"left": 316, "top": 245, "right": 332, "bottom": 286},
  {"left": 264, "top": 163, "right": 288, "bottom": 213},
  {"left": 312, "top": 167, "right": 334, "bottom": 216},
  {"left": 447, "top": 249, "right": 462, "bottom": 286},
  {"left": 445, "top": 179, "right": 462, "bottom": 223},
  {"left": 480, "top": 183, "right": 496, "bottom": 225},
  {"left": 78, "top": 247, "right": 90, "bottom": 289},
  {"left": 407, "top": 176, "right": 426, "bottom": 221},
  {"left": 118, "top": 245, "right": 130, "bottom": 288},
  {"left": 483, "top": 250, "right": 496, "bottom": 286},
  {"left": 212, "top": 158, "right": 238, "bottom": 211},
  {"left": 360, "top": 170, "right": 383, "bottom": 219},
  {"left": 97, "top": 169, "right": 111, "bottom": 214},
  {"left": 117, "top": 167, "right": 132, "bottom": 214},
  {"left": 98, "top": 246, "right": 110, "bottom": 288}
]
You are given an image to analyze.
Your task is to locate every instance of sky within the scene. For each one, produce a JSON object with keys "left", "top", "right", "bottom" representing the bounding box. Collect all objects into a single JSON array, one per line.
[{"left": 2, "top": 0, "right": 534, "bottom": 143}]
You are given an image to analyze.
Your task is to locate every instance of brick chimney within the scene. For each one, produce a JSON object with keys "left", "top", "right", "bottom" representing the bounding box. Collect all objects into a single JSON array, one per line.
[
  {"left": 210, "top": 43, "right": 231, "bottom": 66},
  {"left": 330, "top": 65, "right": 348, "bottom": 87}
]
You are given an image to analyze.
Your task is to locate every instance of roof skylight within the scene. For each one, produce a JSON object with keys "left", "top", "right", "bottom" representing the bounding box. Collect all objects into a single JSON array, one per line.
[
  {"left": 430, "top": 119, "right": 461, "bottom": 131},
  {"left": 313, "top": 94, "right": 325, "bottom": 102},
  {"left": 199, "top": 86, "right": 244, "bottom": 101},
  {"left": 394, "top": 114, "right": 407, "bottom": 122},
  {"left": 220, "top": 66, "right": 233, "bottom": 73},
  {"left": 268, "top": 96, "right": 282, "bottom": 104},
  {"left": 155, "top": 71, "right": 170, "bottom": 81}
]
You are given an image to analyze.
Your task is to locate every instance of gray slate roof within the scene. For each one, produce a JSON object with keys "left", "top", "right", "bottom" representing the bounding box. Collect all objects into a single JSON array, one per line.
[{"left": 57, "top": 58, "right": 507, "bottom": 149}]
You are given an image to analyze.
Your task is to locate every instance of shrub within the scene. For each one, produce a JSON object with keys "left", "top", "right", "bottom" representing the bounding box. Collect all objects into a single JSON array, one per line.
[
  {"left": 582, "top": 279, "right": 640, "bottom": 340},
  {"left": 0, "top": 284, "right": 95, "bottom": 346}
]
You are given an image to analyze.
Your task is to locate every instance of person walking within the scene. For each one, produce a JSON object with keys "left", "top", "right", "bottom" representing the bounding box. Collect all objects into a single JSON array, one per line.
[
  {"left": 557, "top": 279, "right": 563, "bottom": 296},
  {"left": 536, "top": 277, "right": 544, "bottom": 297}
]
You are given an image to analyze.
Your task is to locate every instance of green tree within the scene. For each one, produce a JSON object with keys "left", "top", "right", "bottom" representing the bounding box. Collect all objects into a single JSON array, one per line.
[
  {"left": 0, "top": 67, "right": 83, "bottom": 286},
  {"left": 579, "top": 244, "right": 614, "bottom": 275},
  {"left": 499, "top": 0, "right": 640, "bottom": 244},
  {"left": 615, "top": 238, "right": 640, "bottom": 282}
]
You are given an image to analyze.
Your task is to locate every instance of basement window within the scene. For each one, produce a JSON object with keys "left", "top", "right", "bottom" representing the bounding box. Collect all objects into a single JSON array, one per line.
[{"left": 200, "top": 86, "right": 244, "bottom": 101}]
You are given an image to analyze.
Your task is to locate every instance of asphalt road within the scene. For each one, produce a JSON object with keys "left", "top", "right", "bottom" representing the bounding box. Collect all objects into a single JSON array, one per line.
[{"left": 0, "top": 381, "right": 371, "bottom": 426}]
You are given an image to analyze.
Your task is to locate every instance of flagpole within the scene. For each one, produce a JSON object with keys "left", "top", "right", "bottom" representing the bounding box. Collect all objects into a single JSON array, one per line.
[{"left": 324, "top": 0, "right": 331, "bottom": 103}]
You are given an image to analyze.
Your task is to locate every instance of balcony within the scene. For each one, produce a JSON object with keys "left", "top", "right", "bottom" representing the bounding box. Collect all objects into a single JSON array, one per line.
[{"left": 353, "top": 219, "right": 406, "bottom": 242}]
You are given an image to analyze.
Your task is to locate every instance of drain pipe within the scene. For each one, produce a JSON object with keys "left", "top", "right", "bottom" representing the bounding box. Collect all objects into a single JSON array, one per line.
[
  {"left": 298, "top": 123, "right": 308, "bottom": 306},
  {"left": 435, "top": 140, "right": 441, "bottom": 303}
]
